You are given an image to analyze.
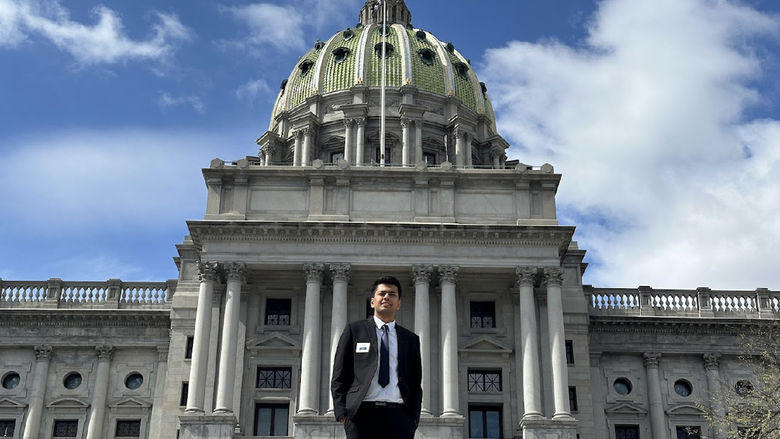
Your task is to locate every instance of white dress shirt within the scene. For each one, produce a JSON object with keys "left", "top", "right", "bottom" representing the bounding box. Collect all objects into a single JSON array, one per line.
[{"left": 363, "top": 316, "right": 404, "bottom": 403}]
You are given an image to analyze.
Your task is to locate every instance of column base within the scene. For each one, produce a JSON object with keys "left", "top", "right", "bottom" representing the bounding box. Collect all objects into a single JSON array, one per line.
[
  {"left": 179, "top": 413, "right": 236, "bottom": 439},
  {"left": 519, "top": 417, "right": 577, "bottom": 439}
]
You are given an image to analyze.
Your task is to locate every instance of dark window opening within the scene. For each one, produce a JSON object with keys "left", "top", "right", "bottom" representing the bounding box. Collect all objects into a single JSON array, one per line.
[
  {"left": 415, "top": 30, "right": 427, "bottom": 41},
  {"left": 257, "top": 367, "right": 292, "bottom": 389},
  {"left": 423, "top": 152, "right": 436, "bottom": 166},
  {"left": 468, "top": 405, "right": 502, "bottom": 438},
  {"left": 1, "top": 372, "right": 20, "bottom": 389},
  {"left": 375, "top": 146, "right": 392, "bottom": 164},
  {"left": 468, "top": 369, "right": 502, "bottom": 392},
  {"left": 63, "top": 372, "right": 82, "bottom": 390},
  {"left": 332, "top": 46, "right": 351, "bottom": 64},
  {"left": 124, "top": 373, "right": 144, "bottom": 390},
  {"left": 735, "top": 380, "right": 753, "bottom": 396},
  {"left": 180, "top": 382, "right": 189, "bottom": 407},
  {"left": 265, "top": 298, "right": 292, "bottom": 326},
  {"left": 418, "top": 48, "right": 435, "bottom": 66},
  {"left": 342, "top": 29, "right": 354, "bottom": 41},
  {"left": 470, "top": 301, "right": 496, "bottom": 328},
  {"left": 674, "top": 379, "right": 693, "bottom": 397},
  {"left": 116, "top": 420, "right": 142, "bottom": 438},
  {"left": 331, "top": 152, "right": 344, "bottom": 163},
  {"left": 615, "top": 425, "right": 640, "bottom": 439},
  {"left": 374, "top": 42, "right": 394, "bottom": 58},
  {"left": 613, "top": 377, "right": 633, "bottom": 395},
  {"left": 454, "top": 61, "right": 469, "bottom": 77},
  {"left": 0, "top": 420, "right": 15, "bottom": 438},
  {"left": 565, "top": 340, "right": 575, "bottom": 364},
  {"left": 53, "top": 420, "right": 78, "bottom": 438},
  {"left": 255, "top": 403, "right": 289, "bottom": 436},
  {"left": 676, "top": 426, "right": 701, "bottom": 439},
  {"left": 568, "top": 387, "right": 578, "bottom": 412},
  {"left": 185, "top": 336, "right": 194, "bottom": 359},
  {"left": 298, "top": 59, "right": 314, "bottom": 75}
]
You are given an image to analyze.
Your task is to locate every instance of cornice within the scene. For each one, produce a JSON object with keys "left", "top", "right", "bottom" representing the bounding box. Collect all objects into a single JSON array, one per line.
[
  {"left": 0, "top": 309, "right": 171, "bottom": 328},
  {"left": 589, "top": 315, "right": 773, "bottom": 336},
  {"left": 187, "top": 221, "right": 574, "bottom": 255}
]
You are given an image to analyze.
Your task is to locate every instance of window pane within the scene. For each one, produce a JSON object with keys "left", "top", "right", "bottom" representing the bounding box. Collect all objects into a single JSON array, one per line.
[
  {"left": 616, "top": 425, "right": 640, "bottom": 439},
  {"left": 274, "top": 406, "right": 289, "bottom": 436},
  {"left": 266, "top": 299, "right": 291, "bottom": 326},
  {"left": 485, "top": 410, "right": 501, "bottom": 438},
  {"left": 256, "top": 407, "right": 272, "bottom": 436},
  {"left": 0, "top": 421, "right": 15, "bottom": 437},
  {"left": 470, "top": 302, "right": 496, "bottom": 328},
  {"left": 469, "top": 410, "right": 484, "bottom": 438},
  {"left": 53, "top": 420, "right": 78, "bottom": 437},
  {"left": 116, "top": 420, "right": 141, "bottom": 437}
]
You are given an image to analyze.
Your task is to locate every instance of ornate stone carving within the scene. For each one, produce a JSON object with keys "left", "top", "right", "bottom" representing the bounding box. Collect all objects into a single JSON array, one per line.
[
  {"left": 543, "top": 267, "right": 564, "bottom": 287},
  {"left": 96, "top": 344, "right": 115, "bottom": 361},
  {"left": 400, "top": 118, "right": 412, "bottom": 128},
  {"left": 343, "top": 119, "right": 355, "bottom": 128},
  {"left": 198, "top": 261, "right": 220, "bottom": 282},
  {"left": 643, "top": 352, "right": 661, "bottom": 369},
  {"left": 157, "top": 345, "right": 170, "bottom": 362},
  {"left": 356, "top": 118, "right": 366, "bottom": 127},
  {"left": 438, "top": 265, "right": 459, "bottom": 283},
  {"left": 703, "top": 353, "right": 721, "bottom": 371},
  {"left": 223, "top": 262, "right": 246, "bottom": 282},
  {"left": 34, "top": 345, "right": 52, "bottom": 360},
  {"left": 411, "top": 265, "right": 433, "bottom": 284},
  {"left": 329, "top": 263, "right": 351, "bottom": 282},
  {"left": 516, "top": 266, "right": 537, "bottom": 287},
  {"left": 304, "top": 263, "right": 325, "bottom": 283}
]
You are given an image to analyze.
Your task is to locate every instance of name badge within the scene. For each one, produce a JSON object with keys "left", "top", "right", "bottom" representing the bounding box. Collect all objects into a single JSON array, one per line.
[{"left": 356, "top": 343, "right": 370, "bottom": 353}]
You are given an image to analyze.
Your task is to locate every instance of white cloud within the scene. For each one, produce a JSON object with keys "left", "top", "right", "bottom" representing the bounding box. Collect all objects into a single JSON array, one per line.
[
  {"left": 218, "top": 3, "right": 306, "bottom": 53},
  {"left": 236, "top": 78, "right": 272, "bottom": 104},
  {"left": 480, "top": 0, "right": 780, "bottom": 289},
  {"left": 0, "top": 0, "right": 192, "bottom": 65},
  {"left": 157, "top": 91, "right": 206, "bottom": 114}
]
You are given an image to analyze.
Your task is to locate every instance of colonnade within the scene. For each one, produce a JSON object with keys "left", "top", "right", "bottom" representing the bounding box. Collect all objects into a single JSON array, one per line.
[{"left": 184, "top": 261, "right": 573, "bottom": 425}]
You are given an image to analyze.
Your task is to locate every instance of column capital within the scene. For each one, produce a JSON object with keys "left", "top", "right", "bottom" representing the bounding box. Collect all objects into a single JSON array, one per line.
[
  {"left": 34, "top": 345, "right": 52, "bottom": 360},
  {"left": 157, "top": 345, "right": 170, "bottom": 362},
  {"left": 412, "top": 265, "right": 434, "bottom": 284},
  {"left": 438, "top": 265, "right": 459, "bottom": 283},
  {"left": 301, "top": 126, "right": 312, "bottom": 136},
  {"left": 516, "top": 266, "right": 538, "bottom": 287},
  {"left": 304, "top": 263, "right": 325, "bottom": 283},
  {"left": 223, "top": 262, "right": 246, "bottom": 282},
  {"left": 703, "top": 353, "right": 721, "bottom": 371},
  {"left": 356, "top": 118, "right": 366, "bottom": 127},
  {"left": 198, "top": 261, "right": 220, "bottom": 282},
  {"left": 329, "top": 263, "right": 351, "bottom": 282},
  {"left": 343, "top": 118, "right": 355, "bottom": 128},
  {"left": 401, "top": 117, "right": 412, "bottom": 128},
  {"left": 96, "top": 344, "right": 115, "bottom": 361},
  {"left": 643, "top": 352, "right": 661, "bottom": 369},
  {"left": 543, "top": 267, "right": 564, "bottom": 286}
]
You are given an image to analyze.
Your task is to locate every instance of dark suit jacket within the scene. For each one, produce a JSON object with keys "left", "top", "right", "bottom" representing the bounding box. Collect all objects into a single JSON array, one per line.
[{"left": 331, "top": 318, "right": 423, "bottom": 425}]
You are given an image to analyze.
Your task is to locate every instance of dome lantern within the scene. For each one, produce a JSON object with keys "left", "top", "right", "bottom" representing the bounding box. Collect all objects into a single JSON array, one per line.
[{"left": 360, "top": 0, "right": 411, "bottom": 27}]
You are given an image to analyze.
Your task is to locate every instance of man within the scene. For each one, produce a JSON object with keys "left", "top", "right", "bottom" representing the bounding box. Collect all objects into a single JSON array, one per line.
[{"left": 331, "top": 275, "right": 422, "bottom": 439}]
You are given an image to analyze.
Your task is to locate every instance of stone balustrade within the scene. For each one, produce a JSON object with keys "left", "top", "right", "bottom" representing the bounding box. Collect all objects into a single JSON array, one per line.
[
  {"left": 586, "top": 285, "right": 780, "bottom": 318},
  {"left": 0, "top": 278, "right": 175, "bottom": 309}
]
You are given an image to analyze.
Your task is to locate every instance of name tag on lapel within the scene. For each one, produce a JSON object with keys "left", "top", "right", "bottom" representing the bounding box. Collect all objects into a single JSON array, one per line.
[{"left": 355, "top": 343, "right": 370, "bottom": 353}]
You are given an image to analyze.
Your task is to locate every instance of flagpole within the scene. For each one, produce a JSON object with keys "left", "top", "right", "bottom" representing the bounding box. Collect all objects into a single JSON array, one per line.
[{"left": 380, "top": 0, "right": 387, "bottom": 166}]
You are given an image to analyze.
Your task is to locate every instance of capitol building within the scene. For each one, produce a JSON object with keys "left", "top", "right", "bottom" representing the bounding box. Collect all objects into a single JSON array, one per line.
[{"left": 1, "top": 1, "right": 777, "bottom": 438}]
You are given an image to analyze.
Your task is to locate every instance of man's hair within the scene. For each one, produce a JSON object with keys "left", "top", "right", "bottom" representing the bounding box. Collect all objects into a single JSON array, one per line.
[{"left": 370, "top": 275, "right": 402, "bottom": 299}]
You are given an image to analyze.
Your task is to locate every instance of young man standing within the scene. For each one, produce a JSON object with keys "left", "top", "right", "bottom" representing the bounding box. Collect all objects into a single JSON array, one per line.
[{"left": 331, "top": 275, "right": 423, "bottom": 439}]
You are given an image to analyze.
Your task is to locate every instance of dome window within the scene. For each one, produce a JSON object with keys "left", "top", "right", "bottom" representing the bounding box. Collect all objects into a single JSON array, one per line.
[
  {"left": 415, "top": 30, "right": 427, "bottom": 41},
  {"left": 418, "top": 48, "right": 435, "bottom": 66},
  {"left": 333, "top": 47, "right": 351, "bottom": 64},
  {"left": 298, "top": 59, "right": 314, "bottom": 75},
  {"left": 343, "top": 29, "right": 355, "bottom": 41},
  {"left": 314, "top": 40, "right": 325, "bottom": 50},
  {"left": 378, "top": 24, "right": 391, "bottom": 37},
  {"left": 446, "top": 42, "right": 455, "bottom": 53},
  {"left": 374, "top": 42, "right": 394, "bottom": 59},
  {"left": 280, "top": 79, "right": 288, "bottom": 91},
  {"left": 453, "top": 61, "right": 469, "bottom": 78}
]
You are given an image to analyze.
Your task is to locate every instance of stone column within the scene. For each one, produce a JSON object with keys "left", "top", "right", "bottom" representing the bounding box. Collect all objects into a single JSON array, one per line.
[
  {"left": 148, "top": 346, "right": 169, "bottom": 437},
  {"left": 703, "top": 353, "right": 726, "bottom": 439},
  {"left": 293, "top": 130, "right": 302, "bottom": 166},
  {"left": 644, "top": 353, "right": 668, "bottom": 439},
  {"left": 439, "top": 265, "right": 461, "bottom": 417},
  {"left": 343, "top": 120, "right": 354, "bottom": 165},
  {"left": 327, "top": 264, "right": 351, "bottom": 415},
  {"left": 517, "top": 267, "right": 543, "bottom": 419},
  {"left": 214, "top": 262, "right": 246, "bottom": 414},
  {"left": 454, "top": 128, "right": 465, "bottom": 168},
  {"left": 186, "top": 261, "right": 219, "bottom": 414},
  {"left": 302, "top": 127, "right": 313, "bottom": 166},
  {"left": 412, "top": 265, "right": 433, "bottom": 416},
  {"left": 298, "top": 263, "right": 325, "bottom": 415},
  {"left": 86, "top": 344, "right": 114, "bottom": 439},
  {"left": 355, "top": 119, "right": 365, "bottom": 166},
  {"left": 22, "top": 345, "right": 52, "bottom": 439},
  {"left": 401, "top": 118, "right": 411, "bottom": 166},
  {"left": 414, "top": 120, "right": 423, "bottom": 165},
  {"left": 544, "top": 267, "right": 571, "bottom": 419}
]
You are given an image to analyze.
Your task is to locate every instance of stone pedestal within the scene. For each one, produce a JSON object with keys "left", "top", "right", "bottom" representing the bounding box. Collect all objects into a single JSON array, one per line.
[
  {"left": 179, "top": 414, "right": 236, "bottom": 439},
  {"left": 293, "top": 415, "right": 465, "bottom": 439},
  {"left": 416, "top": 416, "right": 464, "bottom": 439},
  {"left": 519, "top": 418, "right": 577, "bottom": 439}
]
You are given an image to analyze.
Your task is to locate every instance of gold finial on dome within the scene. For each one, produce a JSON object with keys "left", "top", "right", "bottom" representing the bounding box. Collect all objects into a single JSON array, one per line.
[{"left": 360, "top": 0, "right": 411, "bottom": 27}]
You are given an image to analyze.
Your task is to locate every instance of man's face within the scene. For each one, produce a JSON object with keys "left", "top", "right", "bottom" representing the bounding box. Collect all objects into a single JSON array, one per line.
[{"left": 371, "top": 283, "right": 401, "bottom": 321}]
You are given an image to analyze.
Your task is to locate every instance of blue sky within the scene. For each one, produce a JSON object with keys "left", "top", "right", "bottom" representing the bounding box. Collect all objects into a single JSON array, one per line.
[{"left": 1, "top": 0, "right": 779, "bottom": 290}]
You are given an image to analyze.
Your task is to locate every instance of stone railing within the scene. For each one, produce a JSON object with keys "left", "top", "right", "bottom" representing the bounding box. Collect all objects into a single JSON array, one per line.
[
  {"left": 0, "top": 278, "right": 176, "bottom": 309},
  {"left": 586, "top": 285, "right": 780, "bottom": 319}
]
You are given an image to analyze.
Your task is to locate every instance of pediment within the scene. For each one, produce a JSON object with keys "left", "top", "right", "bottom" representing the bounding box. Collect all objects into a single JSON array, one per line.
[
  {"left": 459, "top": 336, "right": 512, "bottom": 354},
  {"left": 0, "top": 397, "right": 27, "bottom": 408},
  {"left": 667, "top": 404, "right": 704, "bottom": 416},
  {"left": 108, "top": 396, "right": 152, "bottom": 409},
  {"left": 47, "top": 397, "right": 89, "bottom": 409},
  {"left": 247, "top": 333, "right": 300, "bottom": 351},
  {"left": 606, "top": 402, "right": 647, "bottom": 415}
]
